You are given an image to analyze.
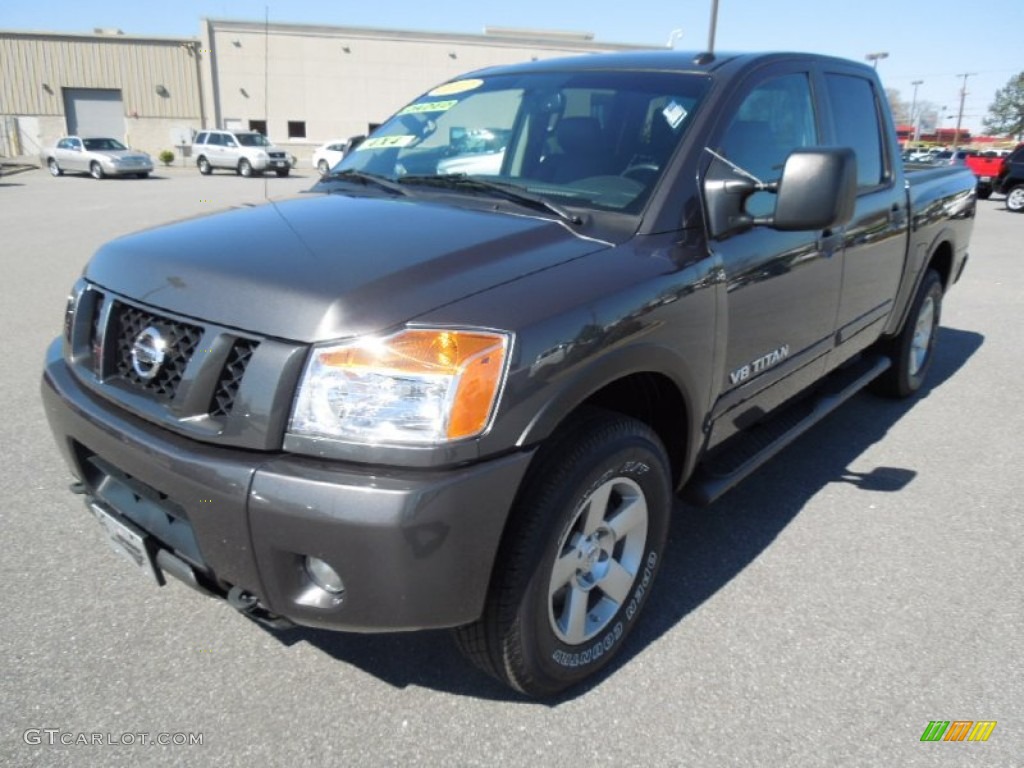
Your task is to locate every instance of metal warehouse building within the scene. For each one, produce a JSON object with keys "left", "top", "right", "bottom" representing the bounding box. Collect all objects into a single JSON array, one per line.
[{"left": 1, "top": 19, "right": 648, "bottom": 163}]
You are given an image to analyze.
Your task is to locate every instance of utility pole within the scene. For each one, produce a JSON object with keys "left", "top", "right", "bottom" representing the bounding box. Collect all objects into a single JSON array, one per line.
[
  {"left": 910, "top": 80, "right": 923, "bottom": 142},
  {"left": 952, "top": 72, "right": 976, "bottom": 150}
]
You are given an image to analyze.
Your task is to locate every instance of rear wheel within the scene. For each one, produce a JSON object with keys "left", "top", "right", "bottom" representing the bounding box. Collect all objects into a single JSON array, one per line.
[
  {"left": 1006, "top": 184, "right": 1024, "bottom": 213},
  {"left": 135, "top": 172, "right": 150, "bottom": 179},
  {"left": 976, "top": 186, "right": 992, "bottom": 200},
  {"left": 89, "top": 162, "right": 104, "bottom": 180},
  {"left": 453, "top": 408, "right": 671, "bottom": 697},
  {"left": 197, "top": 156, "right": 212, "bottom": 175},
  {"left": 238, "top": 159, "right": 253, "bottom": 178},
  {"left": 275, "top": 168, "right": 290, "bottom": 177},
  {"left": 48, "top": 158, "right": 63, "bottom": 177},
  {"left": 317, "top": 159, "right": 329, "bottom": 176},
  {"left": 872, "top": 269, "right": 943, "bottom": 398}
]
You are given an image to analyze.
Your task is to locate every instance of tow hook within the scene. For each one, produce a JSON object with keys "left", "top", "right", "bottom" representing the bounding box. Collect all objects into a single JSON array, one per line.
[
  {"left": 227, "top": 586, "right": 259, "bottom": 613},
  {"left": 227, "top": 586, "right": 294, "bottom": 630}
]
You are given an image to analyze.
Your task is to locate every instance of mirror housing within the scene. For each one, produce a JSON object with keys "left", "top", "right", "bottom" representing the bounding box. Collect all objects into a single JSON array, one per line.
[
  {"left": 770, "top": 148, "right": 857, "bottom": 231},
  {"left": 704, "top": 147, "right": 857, "bottom": 239}
]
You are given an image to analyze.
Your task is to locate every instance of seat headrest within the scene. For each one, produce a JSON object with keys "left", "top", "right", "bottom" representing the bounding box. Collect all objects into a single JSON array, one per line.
[{"left": 556, "top": 117, "right": 602, "bottom": 151}]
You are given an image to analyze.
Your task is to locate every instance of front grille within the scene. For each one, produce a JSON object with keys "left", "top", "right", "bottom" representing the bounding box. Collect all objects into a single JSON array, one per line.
[
  {"left": 210, "top": 339, "right": 258, "bottom": 417},
  {"left": 64, "top": 282, "right": 297, "bottom": 449},
  {"left": 112, "top": 302, "right": 202, "bottom": 399},
  {"left": 268, "top": 152, "right": 286, "bottom": 159}
]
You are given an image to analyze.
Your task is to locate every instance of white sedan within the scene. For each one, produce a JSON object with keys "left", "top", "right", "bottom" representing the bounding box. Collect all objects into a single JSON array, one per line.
[
  {"left": 42, "top": 136, "right": 154, "bottom": 179},
  {"left": 312, "top": 139, "right": 349, "bottom": 176}
]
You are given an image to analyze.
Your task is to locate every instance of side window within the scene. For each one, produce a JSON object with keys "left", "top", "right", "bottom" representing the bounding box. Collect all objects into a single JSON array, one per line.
[
  {"left": 721, "top": 73, "right": 817, "bottom": 216},
  {"left": 825, "top": 74, "right": 885, "bottom": 189},
  {"left": 195, "top": 132, "right": 208, "bottom": 145}
]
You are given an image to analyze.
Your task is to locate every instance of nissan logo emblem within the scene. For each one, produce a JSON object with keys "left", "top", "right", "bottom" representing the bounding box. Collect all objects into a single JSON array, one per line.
[{"left": 131, "top": 326, "right": 167, "bottom": 381}]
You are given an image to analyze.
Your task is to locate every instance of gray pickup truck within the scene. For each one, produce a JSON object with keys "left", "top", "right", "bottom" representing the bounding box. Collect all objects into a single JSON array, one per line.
[{"left": 42, "top": 51, "right": 975, "bottom": 697}]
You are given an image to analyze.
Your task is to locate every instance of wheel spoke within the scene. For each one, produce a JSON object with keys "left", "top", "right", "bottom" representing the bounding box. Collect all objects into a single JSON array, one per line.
[
  {"left": 562, "top": 586, "right": 589, "bottom": 644},
  {"left": 607, "top": 495, "right": 647, "bottom": 540},
  {"left": 599, "top": 559, "right": 635, "bottom": 605},
  {"left": 581, "top": 482, "right": 613, "bottom": 536},
  {"left": 549, "top": 550, "right": 579, "bottom": 595}
]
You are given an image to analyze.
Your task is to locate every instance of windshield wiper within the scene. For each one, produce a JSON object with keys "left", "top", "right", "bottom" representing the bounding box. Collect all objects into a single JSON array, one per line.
[
  {"left": 399, "top": 174, "right": 582, "bottom": 225},
  {"left": 321, "top": 169, "right": 408, "bottom": 196}
]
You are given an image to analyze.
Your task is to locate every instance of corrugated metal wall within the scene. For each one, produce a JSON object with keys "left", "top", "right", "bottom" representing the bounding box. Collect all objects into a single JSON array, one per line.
[{"left": 0, "top": 33, "right": 201, "bottom": 119}]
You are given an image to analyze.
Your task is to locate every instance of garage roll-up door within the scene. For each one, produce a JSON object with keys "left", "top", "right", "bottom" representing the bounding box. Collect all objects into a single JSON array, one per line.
[{"left": 63, "top": 88, "right": 125, "bottom": 138}]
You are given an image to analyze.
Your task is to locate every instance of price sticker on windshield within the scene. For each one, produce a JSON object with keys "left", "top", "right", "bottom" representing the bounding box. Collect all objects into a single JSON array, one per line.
[
  {"left": 356, "top": 135, "right": 417, "bottom": 151},
  {"left": 398, "top": 100, "right": 459, "bottom": 116},
  {"left": 428, "top": 78, "right": 484, "bottom": 97}
]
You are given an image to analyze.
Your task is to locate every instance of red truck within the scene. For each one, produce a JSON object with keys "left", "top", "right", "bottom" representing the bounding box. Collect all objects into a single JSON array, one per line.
[{"left": 965, "top": 152, "right": 1009, "bottom": 199}]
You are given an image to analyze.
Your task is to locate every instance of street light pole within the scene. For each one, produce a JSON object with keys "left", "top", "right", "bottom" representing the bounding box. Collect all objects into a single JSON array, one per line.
[
  {"left": 910, "top": 79, "right": 923, "bottom": 142},
  {"left": 865, "top": 51, "right": 889, "bottom": 69},
  {"left": 707, "top": 0, "right": 720, "bottom": 53}
]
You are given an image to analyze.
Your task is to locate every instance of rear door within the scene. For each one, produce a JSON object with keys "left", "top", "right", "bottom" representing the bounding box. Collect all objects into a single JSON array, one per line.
[
  {"left": 703, "top": 63, "right": 843, "bottom": 446},
  {"left": 820, "top": 66, "right": 908, "bottom": 368},
  {"left": 59, "top": 138, "right": 85, "bottom": 171}
]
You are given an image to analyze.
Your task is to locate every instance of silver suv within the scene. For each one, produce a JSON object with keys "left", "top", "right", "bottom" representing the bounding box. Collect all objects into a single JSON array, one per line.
[{"left": 193, "top": 130, "right": 292, "bottom": 177}]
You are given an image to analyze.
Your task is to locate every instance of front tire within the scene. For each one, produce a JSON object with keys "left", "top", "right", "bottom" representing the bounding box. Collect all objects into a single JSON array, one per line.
[
  {"left": 197, "top": 156, "right": 212, "bottom": 175},
  {"left": 872, "top": 269, "right": 943, "bottom": 398},
  {"left": 454, "top": 408, "right": 671, "bottom": 697},
  {"left": 48, "top": 158, "right": 63, "bottom": 177},
  {"left": 238, "top": 159, "right": 253, "bottom": 178},
  {"left": 1006, "top": 184, "right": 1024, "bottom": 213},
  {"left": 89, "top": 162, "right": 104, "bottom": 180},
  {"left": 317, "top": 159, "right": 329, "bottom": 176},
  {"left": 275, "top": 168, "right": 290, "bottom": 177}
]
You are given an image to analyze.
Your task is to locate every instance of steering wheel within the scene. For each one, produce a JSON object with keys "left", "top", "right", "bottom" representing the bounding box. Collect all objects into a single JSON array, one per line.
[{"left": 620, "top": 163, "right": 660, "bottom": 184}]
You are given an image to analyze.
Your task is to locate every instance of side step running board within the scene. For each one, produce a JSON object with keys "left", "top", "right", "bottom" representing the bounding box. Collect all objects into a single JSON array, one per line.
[{"left": 684, "top": 355, "right": 891, "bottom": 507}]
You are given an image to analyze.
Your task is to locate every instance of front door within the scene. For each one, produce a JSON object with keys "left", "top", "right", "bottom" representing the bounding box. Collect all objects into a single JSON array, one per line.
[{"left": 704, "top": 68, "right": 843, "bottom": 447}]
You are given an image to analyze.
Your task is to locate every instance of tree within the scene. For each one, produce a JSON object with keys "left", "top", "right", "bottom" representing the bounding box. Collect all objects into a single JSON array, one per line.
[
  {"left": 886, "top": 88, "right": 911, "bottom": 125},
  {"left": 982, "top": 72, "right": 1024, "bottom": 139}
]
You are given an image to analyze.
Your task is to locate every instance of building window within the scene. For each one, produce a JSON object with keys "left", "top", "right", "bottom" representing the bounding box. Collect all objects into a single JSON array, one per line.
[
  {"left": 287, "top": 121, "right": 306, "bottom": 139},
  {"left": 249, "top": 119, "right": 267, "bottom": 135}
]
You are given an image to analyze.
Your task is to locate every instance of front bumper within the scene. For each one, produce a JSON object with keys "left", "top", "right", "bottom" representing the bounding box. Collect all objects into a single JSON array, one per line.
[
  {"left": 41, "top": 338, "right": 533, "bottom": 631},
  {"left": 105, "top": 161, "right": 154, "bottom": 176}
]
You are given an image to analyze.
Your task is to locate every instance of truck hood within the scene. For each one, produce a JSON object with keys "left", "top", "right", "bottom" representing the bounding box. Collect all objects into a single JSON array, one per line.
[{"left": 85, "top": 194, "right": 605, "bottom": 342}]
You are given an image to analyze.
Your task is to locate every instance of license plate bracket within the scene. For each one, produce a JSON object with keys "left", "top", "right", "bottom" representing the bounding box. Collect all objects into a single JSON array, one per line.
[{"left": 88, "top": 501, "right": 163, "bottom": 585}]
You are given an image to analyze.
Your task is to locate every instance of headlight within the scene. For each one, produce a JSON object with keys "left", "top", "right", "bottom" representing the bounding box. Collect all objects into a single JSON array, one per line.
[{"left": 289, "top": 328, "right": 510, "bottom": 445}]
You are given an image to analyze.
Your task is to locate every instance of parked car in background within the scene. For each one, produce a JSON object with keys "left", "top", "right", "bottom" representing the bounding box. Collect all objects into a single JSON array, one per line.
[
  {"left": 964, "top": 151, "right": 1008, "bottom": 199},
  {"left": 312, "top": 139, "right": 349, "bottom": 176},
  {"left": 192, "top": 130, "right": 292, "bottom": 177},
  {"left": 996, "top": 143, "right": 1024, "bottom": 212},
  {"left": 42, "top": 137, "right": 153, "bottom": 179}
]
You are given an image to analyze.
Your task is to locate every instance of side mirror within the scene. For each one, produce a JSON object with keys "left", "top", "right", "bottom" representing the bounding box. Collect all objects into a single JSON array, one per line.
[
  {"left": 704, "top": 147, "right": 857, "bottom": 239},
  {"left": 771, "top": 148, "right": 857, "bottom": 231}
]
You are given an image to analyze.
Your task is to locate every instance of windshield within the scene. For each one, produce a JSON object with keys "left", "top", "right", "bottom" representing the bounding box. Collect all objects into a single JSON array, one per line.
[
  {"left": 336, "top": 69, "right": 709, "bottom": 214},
  {"left": 83, "top": 138, "right": 127, "bottom": 151},
  {"left": 236, "top": 133, "right": 272, "bottom": 147}
]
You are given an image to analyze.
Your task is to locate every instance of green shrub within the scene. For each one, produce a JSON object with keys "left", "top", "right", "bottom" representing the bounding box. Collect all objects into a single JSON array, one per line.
[{"left": 158, "top": 150, "right": 175, "bottom": 166}]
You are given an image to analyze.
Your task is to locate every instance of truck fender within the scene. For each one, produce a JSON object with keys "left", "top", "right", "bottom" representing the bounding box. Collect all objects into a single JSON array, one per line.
[{"left": 514, "top": 342, "right": 703, "bottom": 485}]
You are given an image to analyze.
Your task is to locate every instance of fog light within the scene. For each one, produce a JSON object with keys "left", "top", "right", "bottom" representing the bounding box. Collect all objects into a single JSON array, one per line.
[{"left": 304, "top": 556, "right": 344, "bottom": 595}]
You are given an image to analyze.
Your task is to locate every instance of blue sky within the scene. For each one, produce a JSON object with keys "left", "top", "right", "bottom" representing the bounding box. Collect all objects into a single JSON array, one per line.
[{"left": 3, "top": 0, "right": 1021, "bottom": 134}]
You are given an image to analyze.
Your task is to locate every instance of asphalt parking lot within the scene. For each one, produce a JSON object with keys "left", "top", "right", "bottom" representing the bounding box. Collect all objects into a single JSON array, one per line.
[{"left": 1, "top": 166, "right": 1021, "bottom": 766}]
